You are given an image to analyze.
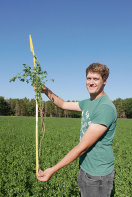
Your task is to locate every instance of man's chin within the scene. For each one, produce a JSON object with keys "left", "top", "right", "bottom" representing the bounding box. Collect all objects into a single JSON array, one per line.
[{"left": 88, "top": 90, "right": 96, "bottom": 94}]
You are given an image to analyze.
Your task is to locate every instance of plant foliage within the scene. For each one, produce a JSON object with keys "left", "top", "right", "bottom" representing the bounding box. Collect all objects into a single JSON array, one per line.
[
  {"left": 9, "top": 56, "right": 54, "bottom": 104},
  {"left": 9, "top": 56, "right": 54, "bottom": 158}
]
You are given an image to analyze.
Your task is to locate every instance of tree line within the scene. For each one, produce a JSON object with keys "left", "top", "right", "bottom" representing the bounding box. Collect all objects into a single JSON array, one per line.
[
  {"left": 0, "top": 97, "right": 81, "bottom": 118},
  {"left": 0, "top": 96, "right": 132, "bottom": 118}
]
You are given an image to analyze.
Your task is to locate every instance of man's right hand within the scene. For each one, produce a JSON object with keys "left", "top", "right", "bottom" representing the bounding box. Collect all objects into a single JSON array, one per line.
[{"left": 33, "top": 85, "right": 46, "bottom": 93}]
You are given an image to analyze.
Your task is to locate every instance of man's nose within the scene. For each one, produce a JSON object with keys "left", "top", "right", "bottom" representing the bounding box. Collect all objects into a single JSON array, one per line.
[{"left": 89, "top": 79, "right": 94, "bottom": 84}]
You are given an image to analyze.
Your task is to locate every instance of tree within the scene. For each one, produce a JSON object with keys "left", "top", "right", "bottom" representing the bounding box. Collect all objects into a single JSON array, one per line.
[
  {"left": 113, "top": 98, "right": 126, "bottom": 118},
  {"left": 0, "top": 97, "right": 11, "bottom": 115},
  {"left": 7, "top": 98, "right": 16, "bottom": 115},
  {"left": 124, "top": 98, "right": 132, "bottom": 118},
  {"left": 15, "top": 101, "right": 21, "bottom": 116}
]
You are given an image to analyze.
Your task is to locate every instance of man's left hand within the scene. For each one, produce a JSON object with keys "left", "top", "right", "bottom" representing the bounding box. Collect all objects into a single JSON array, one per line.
[{"left": 36, "top": 168, "right": 55, "bottom": 182}]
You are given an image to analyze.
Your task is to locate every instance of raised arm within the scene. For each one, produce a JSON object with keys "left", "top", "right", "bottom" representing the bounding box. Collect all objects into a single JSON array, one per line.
[{"left": 41, "top": 86, "right": 81, "bottom": 112}]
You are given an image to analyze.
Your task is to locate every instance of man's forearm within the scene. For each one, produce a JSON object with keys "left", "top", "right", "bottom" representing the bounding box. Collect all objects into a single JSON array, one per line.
[
  {"left": 42, "top": 86, "right": 64, "bottom": 109},
  {"left": 41, "top": 86, "right": 81, "bottom": 112},
  {"left": 51, "top": 124, "right": 107, "bottom": 174}
]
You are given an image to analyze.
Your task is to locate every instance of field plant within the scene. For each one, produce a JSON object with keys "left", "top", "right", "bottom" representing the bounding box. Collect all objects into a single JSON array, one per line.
[
  {"left": 112, "top": 119, "right": 132, "bottom": 196},
  {"left": 9, "top": 56, "right": 54, "bottom": 103},
  {"left": 0, "top": 117, "right": 80, "bottom": 197},
  {"left": 0, "top": 117, "right": 131, "bottom": 196},
  {"left": 9, "top": 56, "right": 54, "bottom": 159}
]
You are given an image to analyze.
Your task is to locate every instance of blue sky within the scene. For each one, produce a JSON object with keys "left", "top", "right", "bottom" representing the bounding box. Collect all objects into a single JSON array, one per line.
[{"left": 0, "top": 0, "right": 132, "bottom": 101}]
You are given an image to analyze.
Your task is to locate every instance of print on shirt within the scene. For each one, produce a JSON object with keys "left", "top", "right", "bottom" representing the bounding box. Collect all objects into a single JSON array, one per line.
[{"left": 80, "top": 110, "right": 92, "bottom": 139}]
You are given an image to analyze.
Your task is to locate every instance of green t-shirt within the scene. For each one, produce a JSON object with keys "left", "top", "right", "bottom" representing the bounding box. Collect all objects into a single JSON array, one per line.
[{"left": 79, "top": 95, "right": 117, "bottom": 176}]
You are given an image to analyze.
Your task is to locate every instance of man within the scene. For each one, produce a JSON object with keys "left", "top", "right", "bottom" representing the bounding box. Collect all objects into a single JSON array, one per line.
[{"left": 37, "top": 63, "right": 117, "bottom": 197}]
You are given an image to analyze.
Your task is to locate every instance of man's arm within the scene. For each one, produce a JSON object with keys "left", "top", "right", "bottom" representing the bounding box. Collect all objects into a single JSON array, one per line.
[
  {"left": 37, "top": 123, "right": 107, "bottom": 182},
  {"left": 41, "top": 86, "right": 81, "bottom": 111}
]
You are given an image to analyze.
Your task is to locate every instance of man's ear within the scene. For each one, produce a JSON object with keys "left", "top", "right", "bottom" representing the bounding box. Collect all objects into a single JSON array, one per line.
[{"left": 103, "top": 78, "right": 108, "bottom": 85}]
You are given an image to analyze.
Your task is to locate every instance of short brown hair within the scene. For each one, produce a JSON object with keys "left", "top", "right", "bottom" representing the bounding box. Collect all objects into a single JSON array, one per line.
[{"left": 86, "top": 62, "right": 109, "bottom": 80}]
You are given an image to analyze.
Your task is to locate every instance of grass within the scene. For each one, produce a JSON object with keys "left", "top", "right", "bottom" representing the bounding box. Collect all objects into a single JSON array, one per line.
[{"left": 0, "top": 117, "right": 131, "bottom": 196}]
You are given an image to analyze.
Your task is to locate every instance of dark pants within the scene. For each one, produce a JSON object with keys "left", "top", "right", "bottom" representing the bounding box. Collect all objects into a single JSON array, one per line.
[{"left": 78, "top": 168, "right": 115, "bottom": 197}]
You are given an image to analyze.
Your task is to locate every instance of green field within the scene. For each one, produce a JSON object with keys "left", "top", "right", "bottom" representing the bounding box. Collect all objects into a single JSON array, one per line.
[{"left": 0, "top": 117, "right": 131, "bottom": 197}]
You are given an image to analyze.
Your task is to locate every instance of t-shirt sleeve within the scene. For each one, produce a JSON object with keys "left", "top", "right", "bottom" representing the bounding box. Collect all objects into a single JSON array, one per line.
[
  {"left": 79, "top": 100, "right": 84, "bottom": 111},
  {"left": 91, "top": 104, "right": 115, "bottom": 128}
]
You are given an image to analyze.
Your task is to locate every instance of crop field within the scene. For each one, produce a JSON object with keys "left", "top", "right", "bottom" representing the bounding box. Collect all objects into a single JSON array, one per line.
[{"left": 0, "top": 117, "right": 131, "bottom": 197}]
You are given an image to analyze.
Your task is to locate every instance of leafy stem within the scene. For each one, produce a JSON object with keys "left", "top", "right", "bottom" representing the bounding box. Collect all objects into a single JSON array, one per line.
[
  {"left": 9, "top": 56, "right": 54, "bottom": 104},
  {"left": 9, "top": 56, "right": 54, "bottom": 159}
]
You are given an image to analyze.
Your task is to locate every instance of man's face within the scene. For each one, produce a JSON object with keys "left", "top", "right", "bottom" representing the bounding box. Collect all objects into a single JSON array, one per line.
[{"left": 86, "top": 72, "right": 107, "bottom": 95}]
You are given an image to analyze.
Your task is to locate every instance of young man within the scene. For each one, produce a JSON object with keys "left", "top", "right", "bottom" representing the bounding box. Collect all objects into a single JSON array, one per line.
[{"left": 36, "top": 63, "right": 117, "bottom": 197}]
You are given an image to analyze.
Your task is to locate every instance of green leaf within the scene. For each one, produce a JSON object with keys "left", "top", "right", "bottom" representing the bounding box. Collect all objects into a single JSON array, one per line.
[{"left": 9, "top": 55, "right": 54, "bottom": 105}]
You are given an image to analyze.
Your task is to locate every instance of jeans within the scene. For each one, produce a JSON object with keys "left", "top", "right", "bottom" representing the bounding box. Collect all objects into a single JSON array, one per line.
[{"left": 77, "top": 168, "right": 115, "bottom": 197}]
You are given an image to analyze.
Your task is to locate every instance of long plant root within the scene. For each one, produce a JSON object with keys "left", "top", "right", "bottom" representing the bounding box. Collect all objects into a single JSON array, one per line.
[{"left": 39, "top": 104, "right": 46, "bottom": 158}]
